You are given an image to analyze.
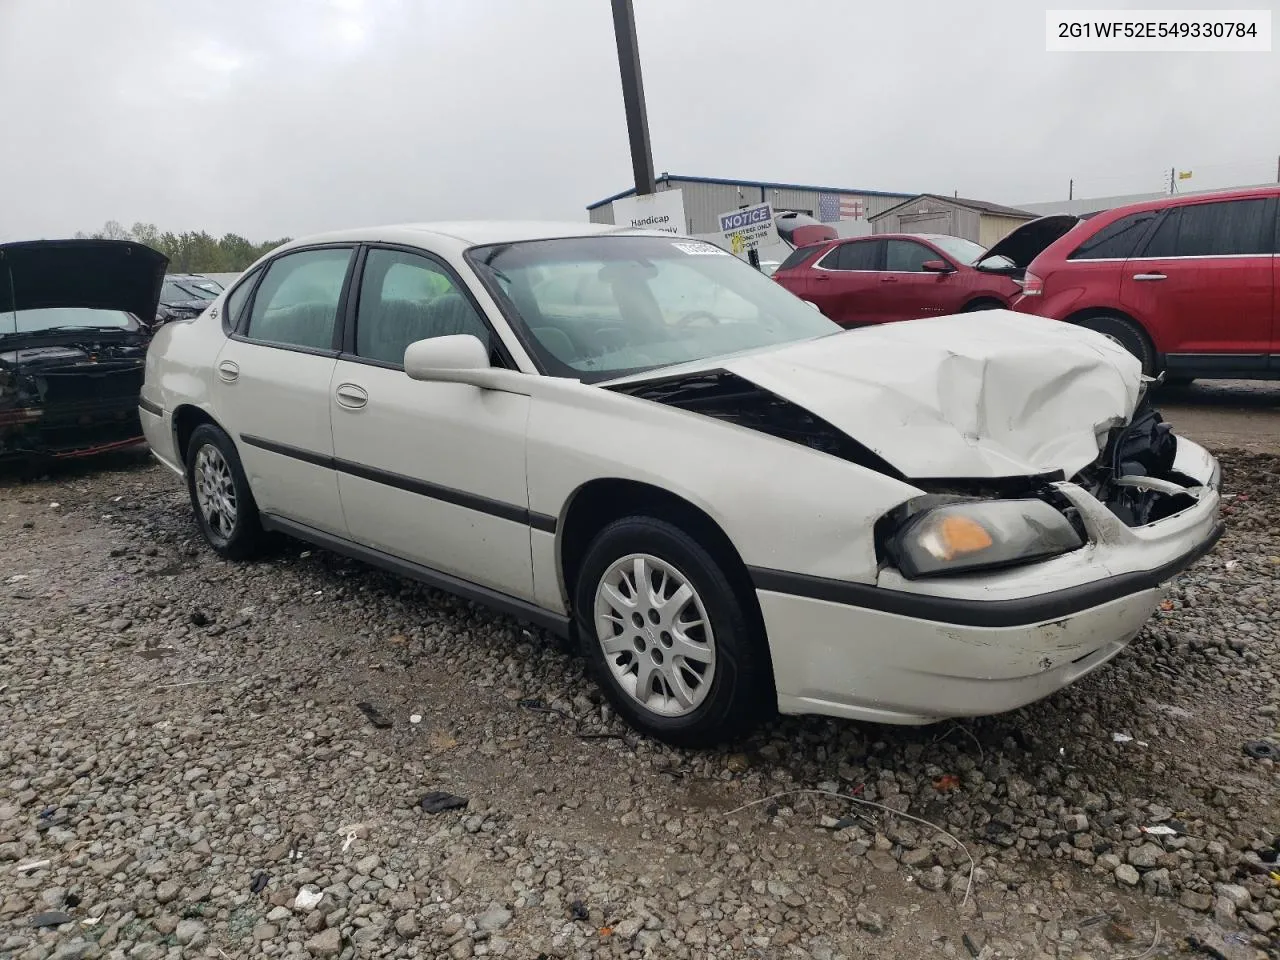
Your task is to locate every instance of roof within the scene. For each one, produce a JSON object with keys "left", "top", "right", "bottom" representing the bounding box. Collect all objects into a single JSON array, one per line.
[
  {"left": 278, "top": 221, "right": 646, "bottom": 253},
  {"left": 586, "top": 174, "right": 917, "bottom": 211},
  {"left": 868, "top": 194, "right": 1038, "bottom": 221}
]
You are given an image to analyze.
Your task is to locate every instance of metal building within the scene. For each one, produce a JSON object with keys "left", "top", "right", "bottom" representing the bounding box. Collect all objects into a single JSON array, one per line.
[
  {"left": 869, "top": 194, "right": 1037, "bottom": 246},
  {"left": 586, "top": 174, "right": 915, "bottom": 237}
]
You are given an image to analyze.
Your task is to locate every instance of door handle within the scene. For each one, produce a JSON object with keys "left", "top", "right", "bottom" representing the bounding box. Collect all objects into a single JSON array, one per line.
[
  {"left": 880, "top": 276, "right": 898, "bottom": 282},
  {"left": 217, "top": 360, "right": 239, "bottom": 383},
  {"left": 1132, "top": 273, "right": 1167, "bottom": 281},
  {"left": 813, "top": 274, "right": 830, "bottom": 281},
  {"left": 335, "top": 383, "right": 368, "bottom": 409}
]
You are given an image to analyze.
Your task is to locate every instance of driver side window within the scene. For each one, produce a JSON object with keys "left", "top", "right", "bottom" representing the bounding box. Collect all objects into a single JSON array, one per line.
[{"left": 355, "top": 249, "right": 491, "bottom": 366}]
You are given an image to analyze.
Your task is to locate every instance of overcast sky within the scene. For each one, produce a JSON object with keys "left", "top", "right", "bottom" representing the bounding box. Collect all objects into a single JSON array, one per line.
[{"left": 1, "top": 0, "right": 1276, "bottom": 242}]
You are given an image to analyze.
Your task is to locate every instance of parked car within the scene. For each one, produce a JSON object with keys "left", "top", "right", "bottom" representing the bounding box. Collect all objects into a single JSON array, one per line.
[
  {"left": 0, "top": 239, "right": 167, "bottom": 462},
  {"left": 772, "top": 232, "right": 1026, "bottom": 325},
  {"left": 156, "top": 273, "right": 224, "bottom": 324},
  {"left": 140, "top": 222, "right": 1222, "bottom": 745},
  {"left": 1013, "top": 186, "right": 1280, "bottom": 380}
]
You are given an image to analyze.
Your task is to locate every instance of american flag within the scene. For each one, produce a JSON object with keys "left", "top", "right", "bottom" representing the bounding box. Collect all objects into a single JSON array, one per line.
[{"left": 818, "top": 194, "right": 865, "bottom": 222}]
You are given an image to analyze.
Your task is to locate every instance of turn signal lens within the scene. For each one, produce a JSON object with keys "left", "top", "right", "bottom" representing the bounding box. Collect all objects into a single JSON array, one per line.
[{"left": 920, "top": 515, "right": 995, "bottom": 561}]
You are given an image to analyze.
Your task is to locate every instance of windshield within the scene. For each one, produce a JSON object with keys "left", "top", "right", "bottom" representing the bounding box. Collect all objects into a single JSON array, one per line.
[
  {"left": 467, "top": 236, "right": 840, "bottom": 383},
  {"left": 5, "top": 307, "right": 134, "bottom": 336},
  {"left": 163, "top": 278, "right": 220, "bottom": 301},
  {"left": 924, "top": 235, "right": 986, "bottom": 264}
]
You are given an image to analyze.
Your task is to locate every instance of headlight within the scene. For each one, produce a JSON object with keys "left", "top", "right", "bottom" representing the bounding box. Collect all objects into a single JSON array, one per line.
[{"left": 886, "top": 499, "right": 1084, "bottom": 579}]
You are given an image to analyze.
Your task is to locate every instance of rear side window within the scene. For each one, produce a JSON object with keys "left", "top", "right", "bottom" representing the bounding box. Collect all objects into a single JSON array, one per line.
[
  {"left": 1139, "top": 199, "right": 1272, "bottom": 258},
  {"left": 1067, "top": 211, "right": 1159, "bottom": 260},
  {"left": 820, "top": 240, "right": 879, "bottom": 271},
  {"left": 776, "top": 245, "right": 826, "bottom": 272},
  {"left": 222, "top": 268, "right": 261, "bottom": 332},
  {"left": 245, "top": 248, "right": 353, "bottom": 350}
]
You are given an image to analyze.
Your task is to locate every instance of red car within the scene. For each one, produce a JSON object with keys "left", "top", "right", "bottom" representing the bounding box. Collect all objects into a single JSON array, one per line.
[
  {"left": 1013, "top": 186, "right": 1280, "bottom": 380},
  {"left": 772, "top": 233, "right": 1025, "bottom": 326}
]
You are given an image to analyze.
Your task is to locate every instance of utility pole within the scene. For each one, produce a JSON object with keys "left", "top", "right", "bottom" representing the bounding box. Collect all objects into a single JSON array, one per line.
[
  {"left": 611, "top": 0, "right": 656, "bottom": 197},
  {"left": 1169, "top": 166, "right": 1176, "bottom": 195},
  {"left": 1069, "top": 179, "right": 1074, "bottom": 200},
  {"left": 1275, "top": 154, "right": 1279, "bottom": 183}
]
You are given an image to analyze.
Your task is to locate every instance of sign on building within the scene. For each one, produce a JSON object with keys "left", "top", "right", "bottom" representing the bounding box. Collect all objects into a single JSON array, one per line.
[
  {"left": 718, "top": 202, "right": 774, "bottom": 253},
  {"left": 612, "top": 189, "right": 687, "bottom": 235}
]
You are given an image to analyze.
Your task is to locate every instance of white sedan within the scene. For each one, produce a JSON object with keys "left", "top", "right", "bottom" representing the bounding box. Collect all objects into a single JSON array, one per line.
[{"left": 139, "top": 222, "right": 1223, "bottom": 746}]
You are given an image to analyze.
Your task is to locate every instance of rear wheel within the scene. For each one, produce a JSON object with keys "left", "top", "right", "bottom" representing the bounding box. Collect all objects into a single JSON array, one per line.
[
  {"left": 1077, "top": 315, "right": 1156, "bottom": 376},
  {"left": 574, "top": 516, "right": 771, "bottom": 747},
  {"left": 962, "top": 299, "right": 1003, "bottom": 312},
  {"left": 185, "top": 423, "right": 263, "bottom": 560}
]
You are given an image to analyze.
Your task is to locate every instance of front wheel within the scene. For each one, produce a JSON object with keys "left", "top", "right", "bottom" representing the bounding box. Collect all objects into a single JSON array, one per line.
[
  {"left": 574, "top": 517, "right": 772, "bottom": 747},
  {"left": 185, "top": 423, "right": 264, "bottom": 560}
]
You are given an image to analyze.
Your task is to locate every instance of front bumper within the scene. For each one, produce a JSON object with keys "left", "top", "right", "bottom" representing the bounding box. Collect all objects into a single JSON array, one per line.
[{"left": 756, "top": 437, "right": 1222, "bottom": 724}]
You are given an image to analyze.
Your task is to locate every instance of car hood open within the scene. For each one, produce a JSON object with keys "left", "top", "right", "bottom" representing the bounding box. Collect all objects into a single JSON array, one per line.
[
  {"left": 0, "top": 239, "right": 168, "bottom": 323},
  {"left": 979, "top": 215, "right": 1080, "bottom": 269},
  {"left": 714, "top": 311, "right": 1142, "bottom": 480}
]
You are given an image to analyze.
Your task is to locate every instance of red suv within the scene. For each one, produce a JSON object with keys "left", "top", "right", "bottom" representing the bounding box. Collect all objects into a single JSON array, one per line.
[
  {"left": 772, "top": 233, "right": 1024, "bottom": 325},
  {"left": 1013, "top": 186, "right": 1280, "bottom": 380}
]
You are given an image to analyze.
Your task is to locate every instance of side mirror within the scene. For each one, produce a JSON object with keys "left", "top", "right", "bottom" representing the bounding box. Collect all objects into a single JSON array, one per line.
[
  {"left": 404, "top": 334, "right": 490, "bottom": 382},
  {"left": 921, "top": 259, "right": 954, "bottom": 273}
]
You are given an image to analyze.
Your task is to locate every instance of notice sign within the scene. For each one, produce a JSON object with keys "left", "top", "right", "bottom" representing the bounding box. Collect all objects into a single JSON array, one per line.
[
  {"left": 719, "top": 202, "right": 774, "bottom": 252},
  {"left": 612, "top": 189, "right": 687, "bottom": 235}
]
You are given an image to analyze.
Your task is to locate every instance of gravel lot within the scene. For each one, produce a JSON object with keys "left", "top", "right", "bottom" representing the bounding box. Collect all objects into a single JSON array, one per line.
[{"left": 1, "top": 441, "right": 1278, "bottom": 960}]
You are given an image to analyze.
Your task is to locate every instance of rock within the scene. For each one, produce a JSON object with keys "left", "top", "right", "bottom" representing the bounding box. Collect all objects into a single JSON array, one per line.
[
  {"left": 1242, "top": 912, "right": 1275, "bottom": 934},
  {"left": 29, "top": 911, "right": 73, "bottom": 928},
  {"left": 1126, "top": 843, "right": 1164, "bottom": 869},
  {"left": 306, "top": 927, "right": 342, "bottom": 956},
  {"left": 866, "top": 850, "right": 897, "bottom": 873},
  {"left": 1179, "top": 890, "right": 1214, "bottom": 912},
  {"left": 855, "top": 907, "right": 884, "bottom": 933},
  {"left": 1216, "top": 884, "right": 1252, "bottom": 910},
  {"left": 395, "top": 912, "right": 418, "bottom": 937},
  {"left": 174, "top": 918, "right": 205, "bottom": 945},
  {"left": 917, "top": 867, "right": 947, "bottom": 891},
  {"left": 154, "top": 880, "right": 180, "bottom": 904},
  {"left": 253, "top": 922, "right": 279, "bottom": 941},
  {"left": 1061, "top": 813, "right": 1089, "bottom": 833},
  {"left": 1115, "top": 864, "right": 1140, "bottom": 886},
  {"left": 449, "top": 940, "right": 474, "bottom": 959},
  {"left": 477, "top": 902, "right": 512, "bottom": 932}
]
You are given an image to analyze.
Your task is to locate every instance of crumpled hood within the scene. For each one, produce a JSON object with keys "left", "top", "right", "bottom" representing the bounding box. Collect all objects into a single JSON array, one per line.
[{"left": 718, "top": 310, "right": 1142, "bottom": 479}]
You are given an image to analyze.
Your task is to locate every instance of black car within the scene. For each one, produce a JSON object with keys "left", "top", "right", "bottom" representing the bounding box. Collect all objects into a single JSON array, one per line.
[
  {"left": 0, "top": 239, "right": 167, "bottom": 462},
  {"left": 157, "top": 273, "right": 223, "bottom": 323}
]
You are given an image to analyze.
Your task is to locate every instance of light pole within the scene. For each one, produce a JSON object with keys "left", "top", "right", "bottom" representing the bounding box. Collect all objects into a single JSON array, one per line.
[{"left": 611, "top": 0, "right": 656, "bottom": 197}]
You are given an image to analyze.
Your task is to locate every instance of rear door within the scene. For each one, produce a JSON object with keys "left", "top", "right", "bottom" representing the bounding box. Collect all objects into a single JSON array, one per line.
[
  {"left": 1121, "top": 196, "right": 1274, "bottom": 373},
  {"left": 809, "top": 239, "right": 882, "bottom": 325},
  {"left": 212, "top": 246, "right": 352, "bottom": 534}
]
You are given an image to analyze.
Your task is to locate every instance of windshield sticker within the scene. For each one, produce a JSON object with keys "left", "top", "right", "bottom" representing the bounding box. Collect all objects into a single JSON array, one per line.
[{"left": 671, "top": 241, "right": 729, "bottom": 256}]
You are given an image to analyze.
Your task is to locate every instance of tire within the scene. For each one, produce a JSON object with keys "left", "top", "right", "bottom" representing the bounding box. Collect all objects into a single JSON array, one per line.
[
  {"left": 1078, "top": 315, "right": 1156, "bottom": 376},
  {"left": 574, "top": 516, "right": 772, "bottom": 748},
  {"left": 184, "top": 423, "right": 264, "bottom": 560},
  {"left": 962, "top": 299, "right": 1002, "bottom": 312}
]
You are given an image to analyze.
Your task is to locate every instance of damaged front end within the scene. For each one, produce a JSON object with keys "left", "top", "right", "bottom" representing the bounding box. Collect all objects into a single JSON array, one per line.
[
  {"left": 0, "top": 238, "right": 167, "bottom": 463},
  {"left": 0, "top": 334, "right": 152, "bottom": 461}
]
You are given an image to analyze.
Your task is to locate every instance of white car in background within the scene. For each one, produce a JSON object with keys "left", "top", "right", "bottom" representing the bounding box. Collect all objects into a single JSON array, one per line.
[{"left": 139, "top": 222, "right": 1222, "bottom": 746}]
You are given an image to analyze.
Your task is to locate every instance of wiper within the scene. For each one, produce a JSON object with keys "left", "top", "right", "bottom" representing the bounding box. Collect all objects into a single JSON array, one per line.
[{"left": 25, "top": 325, "right": 133, "bottom": 333}]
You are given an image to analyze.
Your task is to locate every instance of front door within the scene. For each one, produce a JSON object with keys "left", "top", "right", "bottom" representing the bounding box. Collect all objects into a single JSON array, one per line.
[
  {"left": 329, "top": 246, "right": 536, "bottom": 601},
  {"left": 212, "top": 246, "right": 354, "bottom": 534},
  {"left": 876, "top": 238, "right": 958, "bottom": 321},
  {"left": 1120, "top": 196, "right": 1274, "bottom": 369}
]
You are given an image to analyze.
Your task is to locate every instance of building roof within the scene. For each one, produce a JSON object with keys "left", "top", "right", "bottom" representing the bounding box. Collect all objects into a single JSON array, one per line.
[
  {"left": 868, "top": 194, "right": 1038, "bottom": 221},
  {"left": 586, "top": 173, "right": 917, "bottom": 211}
]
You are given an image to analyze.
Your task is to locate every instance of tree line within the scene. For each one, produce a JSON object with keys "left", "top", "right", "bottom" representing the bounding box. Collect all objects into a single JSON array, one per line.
[{"left": 74, "top": 221, "right": 292, "bottom": 274}]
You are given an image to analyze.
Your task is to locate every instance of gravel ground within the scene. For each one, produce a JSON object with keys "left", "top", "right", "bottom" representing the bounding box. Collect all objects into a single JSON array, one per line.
[{"left": 1, "top": 448, "right": 1278, "bottom": 960}]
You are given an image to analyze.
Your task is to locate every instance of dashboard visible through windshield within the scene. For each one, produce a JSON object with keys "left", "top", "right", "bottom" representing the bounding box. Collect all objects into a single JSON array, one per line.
[{"left": 467, "top": 235, "right": 840, "bottom": 382}]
